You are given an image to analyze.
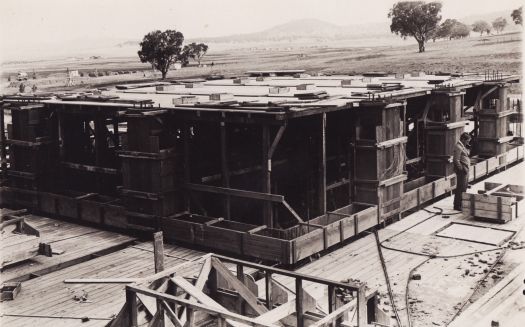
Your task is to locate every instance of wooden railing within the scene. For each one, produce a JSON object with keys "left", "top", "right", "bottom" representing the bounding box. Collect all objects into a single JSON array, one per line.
[{"left": 114, "top": 253, "right": 373, "bottom": 327}]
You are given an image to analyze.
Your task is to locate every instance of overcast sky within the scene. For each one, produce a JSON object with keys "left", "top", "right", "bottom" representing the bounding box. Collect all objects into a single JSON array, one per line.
[{"left": 1, "top": 0, "right": 523, "bottom": 56}]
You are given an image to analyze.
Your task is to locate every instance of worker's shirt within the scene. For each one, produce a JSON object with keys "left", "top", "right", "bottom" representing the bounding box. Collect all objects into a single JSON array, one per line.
[{"left": 453, "top": 141, "right": 470, "bottom": 174}]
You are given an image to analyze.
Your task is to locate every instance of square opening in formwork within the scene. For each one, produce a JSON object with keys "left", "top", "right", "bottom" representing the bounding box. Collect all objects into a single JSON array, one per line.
[{"left": 435, "top": 223, "right": 514, "bottom": 246}]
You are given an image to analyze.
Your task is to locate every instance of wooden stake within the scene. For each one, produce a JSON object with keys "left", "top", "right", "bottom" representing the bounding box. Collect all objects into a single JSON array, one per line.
[{"left": 153, "top": 232, "right": 164, "bottom": 273}]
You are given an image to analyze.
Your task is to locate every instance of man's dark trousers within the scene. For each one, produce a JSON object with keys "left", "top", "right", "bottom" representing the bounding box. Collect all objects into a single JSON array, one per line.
[{"left": 454, "top": 171, "right": 468, "bottom": 210}]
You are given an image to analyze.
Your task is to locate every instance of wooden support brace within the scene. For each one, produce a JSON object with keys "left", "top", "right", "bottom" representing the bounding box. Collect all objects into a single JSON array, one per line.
[{"left": 211, "top": 257, "right": 269, "bottom": 315}]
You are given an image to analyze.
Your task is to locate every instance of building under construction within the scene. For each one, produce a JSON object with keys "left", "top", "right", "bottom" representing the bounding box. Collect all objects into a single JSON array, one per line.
[{"left": 1, "top": 71, "right": 524, "bottom": 327}]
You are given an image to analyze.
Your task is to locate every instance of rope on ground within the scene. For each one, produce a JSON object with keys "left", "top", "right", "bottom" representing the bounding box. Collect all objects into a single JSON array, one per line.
[{"left": 373, "top": 230, "right": 403, "bottom": 327}]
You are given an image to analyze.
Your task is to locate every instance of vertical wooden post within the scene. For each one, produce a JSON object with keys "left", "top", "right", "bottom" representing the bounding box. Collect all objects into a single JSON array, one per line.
[
  {"left": 236, "top": 264, "right": 245, "bottom": 314},
  {"left": 328, "top": 285, "right": 335, "bottom": 313},
  {"left": 357, "top": 285, "right": 367, "bottom": 327},
  {"left": 262, "top": 125, "right": 273, "bottom": 228},
  {"left": 153, "top": 232, "right": 164, "bottom": 273},
  {"left": 265, "top": 271, "right": 273, "bottom": 309},
  {"left": 328, "top": 285, "right": 336, "bottom": 327},
  {"left": 220, "top": 121, "right": 231, "bottom": 219},
  {"left": 319, "top": 113, "right": 327, "bottom": 214},
  {"left": 153, "top": 231, "right": 165, "bottom": 326},
  {"left": 296, "top": 277, "right": 304, "bottom": 327},
  {"left": 126, "top": 287, "right": 138, "bottom": 327}
]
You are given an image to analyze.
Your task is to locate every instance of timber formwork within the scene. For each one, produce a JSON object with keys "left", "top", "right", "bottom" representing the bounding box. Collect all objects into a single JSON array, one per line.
[{"left": 0, "top": 71, "right": 522, "bottom": 266}]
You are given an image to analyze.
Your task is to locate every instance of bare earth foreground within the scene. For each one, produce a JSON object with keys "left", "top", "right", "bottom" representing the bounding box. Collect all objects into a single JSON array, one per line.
[{"left": 0, "top": 32, "right": 521, "bottom": 94}]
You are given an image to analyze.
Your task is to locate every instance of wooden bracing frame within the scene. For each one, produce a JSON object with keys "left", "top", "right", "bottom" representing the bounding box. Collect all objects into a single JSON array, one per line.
[{"left": 108, "top": 254, "right": 374, "bottom": 327}]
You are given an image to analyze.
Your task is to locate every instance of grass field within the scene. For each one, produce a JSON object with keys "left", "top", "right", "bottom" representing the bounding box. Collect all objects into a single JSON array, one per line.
[{"left": 0, "top": 31, "right": 521, "bottom": 94}]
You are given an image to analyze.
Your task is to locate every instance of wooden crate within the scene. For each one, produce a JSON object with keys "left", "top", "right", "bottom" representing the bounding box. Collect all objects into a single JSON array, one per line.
[
  {"left": 243, "top": 229, "right": 293, "bottom": 264},
  {"left": 462, "top": 182, "right": 524, "bottom": 223},
  {"left": 401, "top": 176, "right": 454, "bottom": 212},
  {"left": 161, "top": 214, "right": 214, "bottom": 245},
  {"left": 355, "top": 175, "right": 405, "bottom": 218},
  {"left": 203, "top": 220, "right": 258, "bottom": 255},
  {"left": 123, "top": 189, "right": 180, "bottom": 217},
  {"left": 78, "top": 194, "right": 119, "bottom": 225},
  {"left": 103, "top": 202, "right": 127, "bottom": 229}
]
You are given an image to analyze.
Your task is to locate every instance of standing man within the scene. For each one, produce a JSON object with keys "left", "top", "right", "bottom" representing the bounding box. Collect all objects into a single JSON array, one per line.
[{"left": 453, "top": 132, "right": 471, "bottom": 211}]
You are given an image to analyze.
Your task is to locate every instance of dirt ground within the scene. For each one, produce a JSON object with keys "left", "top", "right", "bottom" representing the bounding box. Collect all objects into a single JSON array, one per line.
[{"left": 0, "top": 31, "right": 521, "bottom": 94}]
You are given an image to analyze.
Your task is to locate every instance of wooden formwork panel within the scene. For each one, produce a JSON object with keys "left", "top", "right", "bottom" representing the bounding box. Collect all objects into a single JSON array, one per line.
[
  {"left": 126, "top": 115, "right": 177, "bottom": 154},
  {"left": 426, "top": 157, "right": 455, "bottom": 177},
  {"left": 7, "top": 172, "right": 54, "bottom": 191},
  {"left": 103, "top": 203, "right": 127, "bottom": 229},
  {"left": 161, "top": 214, "right": 210, "bottom": 244},
  {"left": 161, "top": 204, "right": 376, "bottom": 265},
  {"left": 203, "top": 220, "right": 258, "bottom": 255},
  {"left": 477, "top": 139, "right": 508, "bottom": 156},
  {"left": 0, "top": 187, "right": 38, "bottom": 209},
  {"left": 354, "top": 143, "right": 405, "bottom": 181},
  {"left": 430, "top": 91, "right": 464, "bottom": 122},
  {"left": 9, "top": 144, "right": 57, "bottom": 175},
  {"left": 243, "top": 232, "right": 292, "bottom": 264},
  {"left": 426, "top": 127, "right": 463, "bottom": 157},
  {"left": 10, "top": 105, "right": 55, "bottom": 142},
  {"left": 120, "top": 156, "right": 180, "bottom": 193},
  {"left": 355, "top": 178, "right": 404, "bottom": 218},
  {"left": 124, "top": 192, "right": 180, "bottom": 217},
  {"left": 478, "top": 115, "right": 510, "bottom": 139},
  {"left": 401, "top": 176, "right": 454, "bottom": 211}
]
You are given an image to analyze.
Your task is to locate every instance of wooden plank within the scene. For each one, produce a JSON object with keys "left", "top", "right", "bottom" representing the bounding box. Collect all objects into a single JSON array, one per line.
[
  {"left": 211, "top": 257, "right": 269, "bottom": 315},
  {"left": 461, "top": 200, "right": 513, "bottom": 213},
  {"left": 129, "top": 285, "right": 276, "bottom": 327},
  {"left": 254, "top": 300, "right": 296, "bottom": 324},
  {"left": 462, "top": 192, "right": 515, "bottom": 206},
  {"left": 186, "top": 183, "right": 284, "bottom": 203},
  {"left": 282, "top": 200, "right": 304, "bottom": 223},
  {"left": 309, "top": 300, "right": 355, "bottom": 327},
  {"left": 161, "top": 300, "right": 184, "bottom": 327},
  {"left": 463, "top": 207, "right": 513, "bottom": 221}
]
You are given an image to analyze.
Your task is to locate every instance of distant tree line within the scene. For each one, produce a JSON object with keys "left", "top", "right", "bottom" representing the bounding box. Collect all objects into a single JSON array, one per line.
[
  {"left": 138, "top": 30, "right": 209, "bottom": 79},
  {"left": 388, "top": 1, "right": 522, "bottom": 53}
]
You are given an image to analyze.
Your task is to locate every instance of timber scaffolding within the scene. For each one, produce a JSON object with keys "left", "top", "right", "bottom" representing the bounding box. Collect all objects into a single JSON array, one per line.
[{"left": 0, "top": 70, "right": 523, "bottom": 266}]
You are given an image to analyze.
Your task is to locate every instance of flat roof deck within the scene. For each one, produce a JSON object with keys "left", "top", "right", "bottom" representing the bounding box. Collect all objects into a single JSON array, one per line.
[{"left": 10, "top": 72, "right": 515, "bottom": 120}]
